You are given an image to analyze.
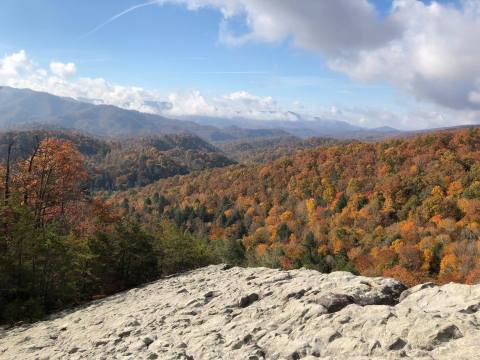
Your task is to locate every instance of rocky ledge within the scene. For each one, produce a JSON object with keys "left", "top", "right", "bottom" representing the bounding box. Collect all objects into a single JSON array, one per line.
[{"left": 1, "top": 265, "right": 480, "bottom": 359}]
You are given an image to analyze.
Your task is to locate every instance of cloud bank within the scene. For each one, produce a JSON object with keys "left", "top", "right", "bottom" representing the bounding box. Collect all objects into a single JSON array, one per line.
[
  {"left": 1, "top": 49, "right": 479, "bottom": 130},
  {"left": 156, "top": 0, "right": 480, "bottom": 113},
  {"left": 0, "top": 50, "right": 293, "bottom": 121}
]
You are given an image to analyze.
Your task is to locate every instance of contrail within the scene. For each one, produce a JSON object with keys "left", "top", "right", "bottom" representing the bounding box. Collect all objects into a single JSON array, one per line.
[{"left": 80, "top": 0, "right": 161, "bottom": 39}]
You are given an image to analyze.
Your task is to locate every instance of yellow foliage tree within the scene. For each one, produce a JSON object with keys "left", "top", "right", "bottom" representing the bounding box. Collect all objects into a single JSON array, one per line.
[
  {"left": 305, "top": 198, "right": 316, "bottom": 224},
  {"left": 440, "top": 254, "right": 458, "bottom": 275},
  {"left": 448, "top": 181, "right": 463, "bottom": 197}
]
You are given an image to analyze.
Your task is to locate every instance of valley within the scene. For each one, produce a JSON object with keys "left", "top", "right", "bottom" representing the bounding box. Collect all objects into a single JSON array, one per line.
[
  {"left": 2, "top": 1, "right": 480, "bottom": 358},
  {"left": 1, "top": 88, "right": 480, "bottom": 328},
  {"left": 114, "top": 128, "right": 480, "bottom": 287}
]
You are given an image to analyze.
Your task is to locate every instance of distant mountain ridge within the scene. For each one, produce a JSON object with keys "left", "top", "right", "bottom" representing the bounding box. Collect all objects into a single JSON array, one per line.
[
  {"left": 182, "top": 114, "right": 402, "bottom": 140},
  {"left": 2, "top": 86, "right": 477, "bottom": 142},
  {"left": 0, "top": 87, "right": 290, "bottom": 142}
]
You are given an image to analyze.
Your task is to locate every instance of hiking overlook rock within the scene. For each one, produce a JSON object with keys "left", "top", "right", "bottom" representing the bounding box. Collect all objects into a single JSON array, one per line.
[{"left": 1, "top": 264, "right": 479, "bottom": 359}]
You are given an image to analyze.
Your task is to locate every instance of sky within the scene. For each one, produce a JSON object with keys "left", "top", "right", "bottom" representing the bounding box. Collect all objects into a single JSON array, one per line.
[{"left": 1, "top": 0, "right": 480, "bottom": 130}]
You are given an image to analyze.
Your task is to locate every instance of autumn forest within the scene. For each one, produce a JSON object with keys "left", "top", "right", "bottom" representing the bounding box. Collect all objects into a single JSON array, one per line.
[{"left": 1, "top": 127, "right": 480, "bottom": 323}]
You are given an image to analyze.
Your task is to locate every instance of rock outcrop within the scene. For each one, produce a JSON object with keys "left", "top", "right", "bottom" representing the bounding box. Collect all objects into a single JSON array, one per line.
[{"left": 1, "top": 265, "right": 480, "bottom": 359}]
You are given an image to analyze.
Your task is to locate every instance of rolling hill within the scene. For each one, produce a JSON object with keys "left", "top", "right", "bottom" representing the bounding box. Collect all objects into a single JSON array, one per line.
[
  {"left": 114, "top": 128, "right": 480, "bottom": 286},
  {"left": 0, "top": 129, "right": 235, "bottom": 190},
  {"left": 217, "top": 136, "right": 345, "bottom": 164}
]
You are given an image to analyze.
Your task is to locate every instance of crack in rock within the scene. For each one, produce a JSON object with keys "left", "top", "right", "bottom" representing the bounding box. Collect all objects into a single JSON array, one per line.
[{"left": 0, "top": 264, "right": 479, "bottom": 359}]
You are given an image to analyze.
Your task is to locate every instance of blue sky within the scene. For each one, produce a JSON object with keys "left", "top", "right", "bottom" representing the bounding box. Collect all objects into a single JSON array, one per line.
[
  {"left": 0, "top": 0, "right": 478, "bottom": 129},
  {"left": 0, "top": 0, "right": 396, "bottom": 105}
]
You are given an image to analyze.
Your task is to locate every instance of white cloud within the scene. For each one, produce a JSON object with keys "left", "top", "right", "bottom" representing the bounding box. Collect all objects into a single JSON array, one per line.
[
  {"left": 0, "top": 50, "right": 159, "bottom": 113},
  {"left": 166, "top": 0, "right": 401, "bottom": 53},
  {"left": 50, "top": 62, "right": 77, "bottom": 77},
  {"left": 0, "top": 50, "right": 34, "bottom": 78},
  {"left": 0, "top": 50, "right": 291, "bottom": 120},
  {"left": 323, "top": 105, "right": 480, "bottom": 131},
  {"left": 88, "top": 0, "right": 400, "bottom": 53},
  {"left": 165, "top": 90, "right": 298, "bottom": 121},
  {"left": 329, "top": 0, "right": 480, "bottom": 111},
  {"left": 471, "top": 91, "right": 480, "bottom": 105},
  {"left": 0, "top": 51, "right": 301, "bottom": 121},
  {"left": 68, "top": 0, "right": 480, "bottom": 128},
  {"left": 1, "top": 49, "right": 479, "bottom": 130},
  {"left": 154, "top": 0, "right": 480, "bottom": 112}
]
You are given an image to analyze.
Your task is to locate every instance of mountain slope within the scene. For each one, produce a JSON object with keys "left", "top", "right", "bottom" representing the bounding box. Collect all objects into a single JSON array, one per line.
[
  {"left": 0, "top": 87, "right": 290, "bottom": 141},
  {"left": 217, "top": 136, "right": 345, "bottom": 164},
  {"left": 0, "top": 129, "right": 110, "bottom": 162},
  {"left": 0, "top": 129, "right": 235, "bottom": 190},
  {"left": 0, "top": 86, "right": 231, "bottom": 138},
  {"left": 1, "top": 264, "right": 479, "bottom": 359},
  {"left": 187, "top": 114, "right": 403, "bottom": 140},
  {"left": 92, "top": 134, "right": 235, "bottom": 190},
  {"left": 115, "top": 128, "right": 480, "bottom": 285}
]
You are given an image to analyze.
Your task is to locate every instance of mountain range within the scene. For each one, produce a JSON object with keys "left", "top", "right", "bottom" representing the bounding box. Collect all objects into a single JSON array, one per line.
[
  {"left": 0, "top": 86, "right": 288, "bottom": 142},
  {"left": 180, "top": 114, "right": 403, "bottom": 140},
  {"left": 0, "top": 86, "right": 402, "bottom": 141}
]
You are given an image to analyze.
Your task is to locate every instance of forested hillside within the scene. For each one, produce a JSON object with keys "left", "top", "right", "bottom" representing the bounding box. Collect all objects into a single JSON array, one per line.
[
  {"left": 217, "top": 136, "right": 343, "bottom": 164},
  {"left": 3, "top": 127, "right": 480, "bottom": 325},
  {"left": 0, "top": 130, "right": 235, "bottom": 191},
  {"left": 116, "top": 128, "right": 480, "bottom": 286},
  {"left": 0, "top": 135, "right": 228, "bottom": 324},
  {"left": 90, "top": 134, "right": 234, "bottom": 190},
  {"left": 0, "top": 129, "right": 110, "bottom": 161}
]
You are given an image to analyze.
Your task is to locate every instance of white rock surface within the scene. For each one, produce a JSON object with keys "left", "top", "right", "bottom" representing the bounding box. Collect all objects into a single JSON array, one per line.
[{"left": 1, "top": 265, "right": 480, "bottom": 359}]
